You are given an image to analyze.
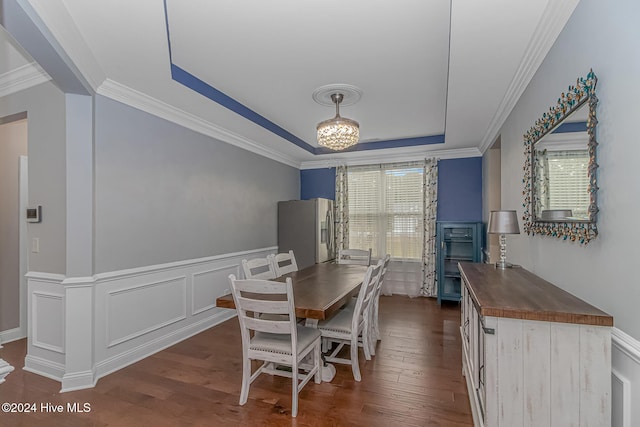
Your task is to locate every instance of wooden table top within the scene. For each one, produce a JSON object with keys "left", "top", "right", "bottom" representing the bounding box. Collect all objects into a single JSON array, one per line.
[
  {"left": 459, "top": 262, "right": 613, "bottom": 326},
  {"left": 216, "top": 263, "right": 369, "bottom": 320}
]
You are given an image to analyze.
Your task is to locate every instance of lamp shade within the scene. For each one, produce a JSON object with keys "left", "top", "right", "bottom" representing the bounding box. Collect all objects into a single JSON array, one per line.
[{"left": 488, "top": 210, "right": 520, "bottom": 234}]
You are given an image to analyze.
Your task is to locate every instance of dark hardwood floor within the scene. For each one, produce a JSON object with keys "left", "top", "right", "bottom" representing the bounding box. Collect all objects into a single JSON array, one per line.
[{"left": 0, "top": 296, "right": 472, "bottom": 426}]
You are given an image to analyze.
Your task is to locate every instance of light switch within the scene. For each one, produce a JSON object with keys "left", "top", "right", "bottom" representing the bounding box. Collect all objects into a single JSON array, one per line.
[{"left": 32, "top": 238, "right": 40, "bottom": 253}]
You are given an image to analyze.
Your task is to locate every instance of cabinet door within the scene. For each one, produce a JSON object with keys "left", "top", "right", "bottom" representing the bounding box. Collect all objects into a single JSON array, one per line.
[
  {"left": 477, "top": 314, "right": 487, "bottom": 421},
  {"left": 461, "top": 280, "right": 470, "bottom": 354},
  {"left": 438, "top": 224, "right": 477, "bottom": 302}
]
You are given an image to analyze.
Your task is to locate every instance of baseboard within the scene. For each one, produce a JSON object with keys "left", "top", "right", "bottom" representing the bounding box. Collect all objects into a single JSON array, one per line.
[
  {"left": 0, "top": 327, "right": 24, "bottom": 344},
  {"left": 23, "top": 354, "right": 66, "bottom": 382},
  {"left": 61, "top": 369, "right": 97, "bottom": 393}
]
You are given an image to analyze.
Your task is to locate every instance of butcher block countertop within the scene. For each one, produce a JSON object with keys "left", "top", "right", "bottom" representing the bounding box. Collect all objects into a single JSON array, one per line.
[{"left": 458, "top": 262, "right": 613, "bottom": 326}]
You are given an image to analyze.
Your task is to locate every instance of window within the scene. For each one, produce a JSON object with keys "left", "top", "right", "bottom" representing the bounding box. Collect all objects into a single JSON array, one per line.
[
  {"left": 536, "top": 149, "right": 590, "bottom": 219},
  {"left": 347, "top": 164, "right": 423, "bottom": 259},
  {"left": 546, "top": 150, "right": 590, "bottom": 217}
]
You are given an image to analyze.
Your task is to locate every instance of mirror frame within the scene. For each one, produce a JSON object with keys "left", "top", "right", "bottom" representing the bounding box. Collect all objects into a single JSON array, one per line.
[{"left": 523, "top": 70, "right": 598, "bottom": 244}]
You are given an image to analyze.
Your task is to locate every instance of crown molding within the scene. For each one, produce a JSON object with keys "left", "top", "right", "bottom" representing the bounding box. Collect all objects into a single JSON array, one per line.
[
  {"left": 536, "top": 131, "right": 588, "bottom": 151},
  {"left": 17, "top": 0, "right": 105, "bottom": 92},
  {"left": 299, "top": 146, "right": 481, "bottom": 169},
  {"left": 0, "top": 62, "right": 51, "bottom": 98},
  {"left": 478, "top": 0, "right": 580, "bottom": 154},
  {"left": 97, "top": 79, "right": 301, "bottom": 169}
]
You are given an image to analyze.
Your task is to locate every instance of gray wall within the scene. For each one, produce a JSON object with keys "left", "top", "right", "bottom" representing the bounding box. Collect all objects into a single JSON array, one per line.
[
  {"left": 498, "top": 0, "right": 640, "bottom": 339},
  {"left": 94, "top": 95, "right": 299, "bottom": 273},
  {"left": 0, "top": 82, "right": 67, "bottom": 275},
  {"left": 0, "top": 118, "right": 27, "bottom": 330}
]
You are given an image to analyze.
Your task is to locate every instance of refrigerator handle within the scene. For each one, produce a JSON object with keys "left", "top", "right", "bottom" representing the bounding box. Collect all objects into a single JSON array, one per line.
[{"left": 326, "top": 209, "right": 333, "bottom": 254}]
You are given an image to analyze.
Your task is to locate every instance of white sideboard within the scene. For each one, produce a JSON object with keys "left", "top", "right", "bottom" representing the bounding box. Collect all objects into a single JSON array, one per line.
[{"left": 459, "top": 262, "right": 613, "bottom": 427}]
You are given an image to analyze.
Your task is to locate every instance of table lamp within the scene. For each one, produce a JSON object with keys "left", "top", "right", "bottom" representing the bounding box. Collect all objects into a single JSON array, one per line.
[{"left": 488, "top": 210, "right": 520, "bottom": 269}]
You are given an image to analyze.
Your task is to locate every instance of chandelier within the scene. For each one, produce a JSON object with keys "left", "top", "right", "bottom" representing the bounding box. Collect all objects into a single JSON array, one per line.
[{"left": 316, "top": 93, "right": 360, "bottom": 151}]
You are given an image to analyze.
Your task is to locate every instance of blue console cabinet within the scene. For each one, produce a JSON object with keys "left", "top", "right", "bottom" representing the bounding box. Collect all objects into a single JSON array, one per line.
[{"left": 436, "top": 222, "right": 482, "bottom": 304}]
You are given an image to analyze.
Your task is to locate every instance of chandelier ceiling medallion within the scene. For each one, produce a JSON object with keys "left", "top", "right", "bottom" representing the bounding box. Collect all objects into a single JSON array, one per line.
[{"left": 313, "top": 84, "right": 362, "bottom": 151}]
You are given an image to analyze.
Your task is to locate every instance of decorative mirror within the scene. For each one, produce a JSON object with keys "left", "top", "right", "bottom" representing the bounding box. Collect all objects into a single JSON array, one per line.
[{"left": 523, "top": 70, "right": 598, "bottom": 244}]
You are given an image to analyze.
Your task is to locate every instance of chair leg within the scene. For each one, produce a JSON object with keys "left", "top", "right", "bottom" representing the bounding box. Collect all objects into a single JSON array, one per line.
[
  {"left": 350, "top": 336, "right": 361, "bottom": 381},
  {"left": 314, "top": 341, "right": 322, "bottom": 384},
  {"left": 363, "top": 334, "right": 371, "bottom": 360},
  {"left": 362, "top": 321, "right": 372, "bottom": 360},
  {"left": 291, "top": 360, "right": 299, "bottom": 417},
  {"left": 374, "top": 302, "right": 381, "bottom": 340},
  {"left": 369, "top": 308, "right": 377, "bottom": 356},
  {"left": 239, "top": 356, "right": 251, "bottom": 405}
]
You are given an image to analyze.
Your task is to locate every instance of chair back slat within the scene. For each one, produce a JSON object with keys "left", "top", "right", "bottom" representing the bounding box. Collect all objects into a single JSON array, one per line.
[
  {"left": 236, "top": 296, "right": 290, "bottom": 315},
  {"left": 242, "top": 256, "right": 277, "bottom": 279},
  {"left": 273, "top": 250, "right": 298, "bottom": 276},
  {"left": 243, "top": 316, "right": 294, "bottom": 334},
  {"left": 233, "top": 279, "right": 287, "bottom": 294},
  {"left": 337, "top": 248, "right": 372, "bottom": 266}
]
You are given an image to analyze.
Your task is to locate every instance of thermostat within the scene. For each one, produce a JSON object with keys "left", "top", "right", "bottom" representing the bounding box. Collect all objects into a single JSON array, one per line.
[{"left": 26, "top": 206, "right": 42, "bottom": 223}]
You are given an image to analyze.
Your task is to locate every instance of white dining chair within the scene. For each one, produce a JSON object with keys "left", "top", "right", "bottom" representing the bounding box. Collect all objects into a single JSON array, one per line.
[
  {"left": 241, "top": 255, "right": 277, "bottom": 279},
  {"left": 273, "top": 250, "right": 299, "bottom": 277},
  {"left": 369, "top": 254, "right": 390, "bottom": 356},
  {"left": 316, "top": 259, "right": 383, "bottom": 381},
  {"left": 336, "top": 248, "right": 372, "bottom": 266},
  {"left": 228, "top": 274, "right": 322, "bottom": 417}
]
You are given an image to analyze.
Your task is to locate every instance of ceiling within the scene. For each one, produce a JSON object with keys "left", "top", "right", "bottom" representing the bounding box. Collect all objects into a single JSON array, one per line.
[{"left": 1, "top": 0, "right": 579, "bottom": 168}]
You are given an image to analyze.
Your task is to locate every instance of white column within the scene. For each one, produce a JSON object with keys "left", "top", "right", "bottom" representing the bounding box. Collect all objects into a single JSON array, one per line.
[
  {"left": 65, "top": 93, "right": 93, "bottom": 277},
  {"left": 61, "top": 94, "right": 95, "bottom": 391},
  {"left": 61, "top": 280, "right": 94, "bottom": 391}
]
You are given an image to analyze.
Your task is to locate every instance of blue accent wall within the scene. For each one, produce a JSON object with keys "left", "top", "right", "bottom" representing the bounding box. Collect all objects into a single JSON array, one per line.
[
  {"left": 437, "top": 158, "right": 482, "bottom": 221},
  {"left": 300, "top": 168, "right": 336, "bottom": 200},
  {"left": 302, "top": 160, "right": 483, "bottom": 217},
  {"left": 554, "top": 121, "right": 587, "bottom": 133}
]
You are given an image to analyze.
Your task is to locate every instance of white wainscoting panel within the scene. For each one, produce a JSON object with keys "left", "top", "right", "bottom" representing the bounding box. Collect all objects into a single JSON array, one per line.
[
  {"left": 612, "top": 368, "right": 630, "bottom": 427},
  {"left": 611, "top": 327, "right": 640, "bottom": 427},
  {"left": 25, "top": 247, "right": 275, "bottom": 389},
  {"left": 24, "top": 274, "right": 66, "bottom": 380},
  {"left": 107, "top": 276, "right": 187, "bottom": 347},
  {"left": 31, "top": 291, "right": 65, "bottom": 353},
  {"left": 192, "top": 264, "right": 237, "bottom": 315}
]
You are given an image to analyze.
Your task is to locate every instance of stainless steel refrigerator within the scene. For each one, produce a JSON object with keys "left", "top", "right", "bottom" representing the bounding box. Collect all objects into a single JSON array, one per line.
[{"left": 278, "top": 198, "right": 335, "bottom": 270}]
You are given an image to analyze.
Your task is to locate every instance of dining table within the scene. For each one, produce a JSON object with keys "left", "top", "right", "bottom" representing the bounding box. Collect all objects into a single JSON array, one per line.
[{"left": 215, "top": 262, "right": 369, "bottom": 381}]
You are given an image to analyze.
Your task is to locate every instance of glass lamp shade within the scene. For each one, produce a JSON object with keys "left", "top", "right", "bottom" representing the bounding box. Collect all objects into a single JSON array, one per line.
[{"left": 316, "top": 115, "right": 359, "bottom": 151}]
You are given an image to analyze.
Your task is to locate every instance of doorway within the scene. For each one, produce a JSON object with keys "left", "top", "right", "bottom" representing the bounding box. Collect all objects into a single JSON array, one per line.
[{"left": 0, "top": 115, "right": 28, "bottom": 343}]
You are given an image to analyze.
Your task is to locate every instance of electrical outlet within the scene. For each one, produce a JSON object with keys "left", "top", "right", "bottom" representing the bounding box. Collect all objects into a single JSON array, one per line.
[{"left": 32, "top": 237, "right": 40, "bottom": 253}]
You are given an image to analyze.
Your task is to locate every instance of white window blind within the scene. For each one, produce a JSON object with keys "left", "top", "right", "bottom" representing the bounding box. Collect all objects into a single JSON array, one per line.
[
  {"left": 547, "top": 150, "right": 590, "bottom": 217},
  {"left": 347, "top": 164, "right": 423, "bottom": 259}
]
